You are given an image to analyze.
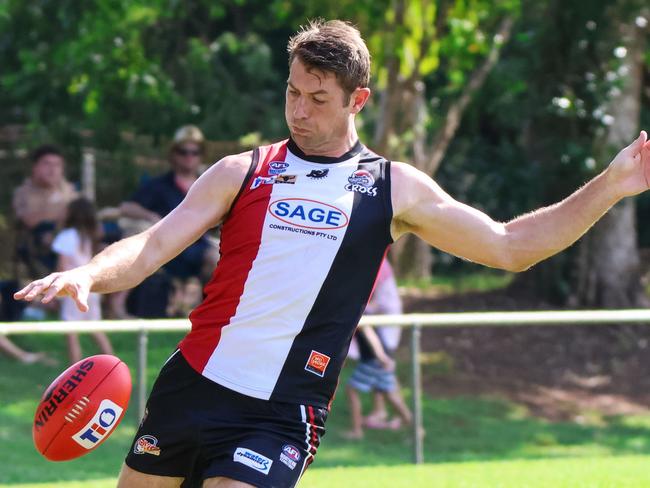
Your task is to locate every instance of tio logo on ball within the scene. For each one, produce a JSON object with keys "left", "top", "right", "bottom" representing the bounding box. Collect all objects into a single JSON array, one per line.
[{"left": 72, "top": 399, "right": 123, "bottom": 449}]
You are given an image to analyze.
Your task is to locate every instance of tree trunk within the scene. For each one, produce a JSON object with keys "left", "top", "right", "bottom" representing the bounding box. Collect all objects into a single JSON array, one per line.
[
  {"left": 570, "top": 13, "right": 646, "bottom": 308},
  {"left": 372, "top": 0, "right": 405, "bottom": 154},
  {"left": 391, "top": 80, "right": 434, "bottom": 281},
  {"left": 390, "top": 17, "right": 513, "bottom": 280},
  {"left": 571, "top": 202, "right": 646, "bottom": 307}
]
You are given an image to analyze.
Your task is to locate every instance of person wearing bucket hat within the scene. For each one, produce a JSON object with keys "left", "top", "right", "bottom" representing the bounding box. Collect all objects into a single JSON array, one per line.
[
  {"left": 118, "top": 125, "right": 219, "bottom": 315},
  {"left": 121, "top": 125, "right": 206, "bottom": 229}
]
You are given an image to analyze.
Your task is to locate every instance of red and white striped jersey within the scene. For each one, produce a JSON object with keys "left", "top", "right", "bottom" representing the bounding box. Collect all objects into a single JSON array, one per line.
[{"left": 179, "top": 139, "right": 393, "bottom": 407}]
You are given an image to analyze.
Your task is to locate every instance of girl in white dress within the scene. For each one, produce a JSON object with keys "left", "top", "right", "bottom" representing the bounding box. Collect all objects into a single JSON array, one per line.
[{"left": 52, "top": 198, "right": 113, "bottom": 364}]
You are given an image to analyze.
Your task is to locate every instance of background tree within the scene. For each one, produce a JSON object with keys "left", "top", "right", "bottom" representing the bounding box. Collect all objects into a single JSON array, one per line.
[
  {"left": 363, "top": 0, "right": 520, "bottom": 279},
  {"left": 1, "top": 0, "right": 649, "bottom": 309}
]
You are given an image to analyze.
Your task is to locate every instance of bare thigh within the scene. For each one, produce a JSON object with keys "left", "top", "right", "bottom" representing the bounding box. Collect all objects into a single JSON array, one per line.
[
  {"left": 203, "top": 477, "right": 256, "bottom": 488},
  {"left": 116, "top": 463, "right": 183, "bottom": 488}
]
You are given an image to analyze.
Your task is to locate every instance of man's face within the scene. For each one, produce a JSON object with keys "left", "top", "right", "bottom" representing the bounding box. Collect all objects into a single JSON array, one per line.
[
  {"left": 32, "top": 154, "right": 64, "bottom": 188},
  {"left": 285, "top": 58, "right": 354, "bottom": 152},
  {"left": 172, "top": 143, "right": 202, "bottom": 173}
]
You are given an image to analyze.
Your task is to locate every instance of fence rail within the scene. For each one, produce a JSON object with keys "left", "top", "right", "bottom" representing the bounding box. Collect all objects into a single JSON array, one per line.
[{"left": 4, "top": 309, "right": 650, "bottom": 464}]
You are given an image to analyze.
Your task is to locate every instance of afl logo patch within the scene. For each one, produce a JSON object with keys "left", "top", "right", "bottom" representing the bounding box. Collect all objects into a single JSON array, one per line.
[
  {"left": 280, "top": 444, "right": 301, "bottom": 470},
  {"left": 268, "top": 161, "right": 289, "bottom": 175},
  {"left": 268, "top": 199, "right": 349, "bottom": 230}
]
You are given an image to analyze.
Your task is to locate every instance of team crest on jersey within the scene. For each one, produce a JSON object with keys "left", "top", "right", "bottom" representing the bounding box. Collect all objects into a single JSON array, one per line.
[
  {"left": 345, "top": 169, "right": 378, "bottom": 197},
  {"left": 133, "top": 435, "right": 161, "bottom": 456},
  {"left": 305, "top": 350, "right": 331, "bottom": 377},
  {"left": 307, "top": 169, "right": 329, "bottom": 179},
  {"left": 269, "top": 161, "right": 290, "bottom": 175}
]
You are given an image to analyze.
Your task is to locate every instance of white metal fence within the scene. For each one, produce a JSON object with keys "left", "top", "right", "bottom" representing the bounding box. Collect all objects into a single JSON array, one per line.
[{"left": 4, "top": 309, "right": 650, "bottom": 464}]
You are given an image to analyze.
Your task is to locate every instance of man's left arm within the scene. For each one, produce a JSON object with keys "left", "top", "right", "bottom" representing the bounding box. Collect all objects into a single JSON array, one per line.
[{"left": 391, "top": 131, "right": 650, "bottom": 272}]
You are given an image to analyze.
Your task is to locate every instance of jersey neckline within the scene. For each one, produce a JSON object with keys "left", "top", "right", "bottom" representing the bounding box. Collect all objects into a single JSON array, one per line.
[{"left": 286, "top": 138, "right": 363, "bottom": 164}]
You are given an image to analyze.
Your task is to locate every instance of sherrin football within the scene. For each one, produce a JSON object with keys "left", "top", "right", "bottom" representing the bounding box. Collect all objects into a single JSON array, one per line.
[{"left": 33, "top": 354, "right": 132, "bottom": 461}]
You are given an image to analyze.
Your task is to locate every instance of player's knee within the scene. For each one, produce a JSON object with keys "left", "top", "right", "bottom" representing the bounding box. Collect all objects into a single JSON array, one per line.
[{"left": 202, "top": 476, "right": 257, "bottom": 488}]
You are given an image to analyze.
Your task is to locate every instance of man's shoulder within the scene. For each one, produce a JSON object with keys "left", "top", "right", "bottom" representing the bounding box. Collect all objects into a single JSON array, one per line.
[
  {"left": 59, "top": 179, "right": 78, "bottom": 197},
  {"left": 199, "top": 150, "right": 255, "bottom": 191},
  {"left": 214, "top": 150, "right": 254, "bottom": 172},
  {"left": 390, "top": 161, "right": 432, "bottom": 187}
]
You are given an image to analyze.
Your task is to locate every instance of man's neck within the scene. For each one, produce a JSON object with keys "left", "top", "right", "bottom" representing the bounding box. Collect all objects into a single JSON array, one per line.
[{"left": 30, "top": 177, "right": 57, "bottom": 190}]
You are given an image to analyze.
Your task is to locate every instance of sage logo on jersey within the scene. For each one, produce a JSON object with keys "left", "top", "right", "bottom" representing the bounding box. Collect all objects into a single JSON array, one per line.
[
  {"left": 305, "top": 350, "right": 331, "bottom": 377},
  {"left": 268, "top": 199, "right": 349, "bottom": 230},
  {"left": 71, "top": 399, "right": 123, "bottom": 449},
  {"left": 280, "top": 444, "right": 301, "bottom": 470},
  {"left": 269, "top": 161, "right": 289, "bottom": 175},
  {"left": 133, "top": 434, "right": 161, "bottom": 456},
  {"left": 234, "top": 447, "right": 273, "bottom": 475},
  {"left": 345, "top": 169, "right": 378, "bottom": 196}
]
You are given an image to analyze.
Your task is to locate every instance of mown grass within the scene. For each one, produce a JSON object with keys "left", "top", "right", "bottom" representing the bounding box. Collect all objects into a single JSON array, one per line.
[
  {"left": 4, "top": 456, "right": 650, "bottom": 488},
  {"left": 2, "top": 332, "right": 650, "bottom": 486}
]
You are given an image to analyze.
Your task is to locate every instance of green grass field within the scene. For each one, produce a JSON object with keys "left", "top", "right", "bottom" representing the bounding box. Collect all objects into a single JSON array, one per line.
[
  {"left": 2, "top": 332, "right": 650, "bottom": 487},
  {"left": 4, "top": 457, "right": 650, "bottom": 488}
]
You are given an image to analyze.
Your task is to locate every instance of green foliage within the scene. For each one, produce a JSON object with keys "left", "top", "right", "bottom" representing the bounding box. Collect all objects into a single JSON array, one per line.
[
  {"left": 0, "top": 0, "right": 287, "bottom": 148},
  {"left": 1, "top": 0, "right": 649, "bottom": 294}
]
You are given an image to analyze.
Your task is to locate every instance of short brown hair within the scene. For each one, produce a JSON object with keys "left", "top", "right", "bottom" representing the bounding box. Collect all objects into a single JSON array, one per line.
[
  {"left": 287, "top": 20, "right": 370, "bottom": 100},
  {"left": 30, "top": 144, "right": 63, "bottom": 164}
]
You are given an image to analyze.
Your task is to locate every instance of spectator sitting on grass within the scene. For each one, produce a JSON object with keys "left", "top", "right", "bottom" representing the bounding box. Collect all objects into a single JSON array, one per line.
[{"left": 13, "top": 144, "right": 78, "bottom": 281}]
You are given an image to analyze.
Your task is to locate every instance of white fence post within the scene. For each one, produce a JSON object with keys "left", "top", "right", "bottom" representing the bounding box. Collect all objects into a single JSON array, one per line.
[
  {"left": 137, "top": 329, "right": 148, "bottom": 421},
  {"left": 411, "top": 323, "right": 424, "bottom": 464}
]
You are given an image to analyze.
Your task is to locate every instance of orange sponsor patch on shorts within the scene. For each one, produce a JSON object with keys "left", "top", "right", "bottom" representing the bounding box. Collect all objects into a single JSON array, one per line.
[{"left": 305, "top": 350, "right": 331, "bottom": 377}]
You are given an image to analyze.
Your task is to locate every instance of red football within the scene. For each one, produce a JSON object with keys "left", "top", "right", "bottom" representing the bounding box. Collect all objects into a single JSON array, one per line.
[{"left": 33, "top": 354, "right": 132, "bottom": 461}]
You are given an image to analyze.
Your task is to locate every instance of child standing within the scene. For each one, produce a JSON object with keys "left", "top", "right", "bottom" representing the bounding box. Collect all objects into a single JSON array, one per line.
[
  {"left": 52, "top": 198, "right": 113, "bottom": 364},
  {"left": 344, "top": 259, "right": 412, "bottom": 440}
]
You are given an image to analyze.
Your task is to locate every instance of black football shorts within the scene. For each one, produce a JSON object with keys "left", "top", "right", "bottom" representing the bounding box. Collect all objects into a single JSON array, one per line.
[{"left": 125, "top": 350, "right": 328, "bottom": 488}]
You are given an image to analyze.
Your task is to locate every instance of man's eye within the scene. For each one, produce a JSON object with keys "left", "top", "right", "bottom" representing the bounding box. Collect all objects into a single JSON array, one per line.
[
  {"left": 313, "top": 99, "right": 325, "bottom": 105},
  {"left": 289, "top": 90, "right": 299, "bottom": 96}
]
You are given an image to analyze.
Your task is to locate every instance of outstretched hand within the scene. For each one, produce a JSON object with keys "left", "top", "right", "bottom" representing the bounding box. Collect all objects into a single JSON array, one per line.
[
  {"left": 13, "top": 270, "right": 92, "bottom": 313},
  {"left": 609, "top": 130, "right": 650, "bottom": 197}
]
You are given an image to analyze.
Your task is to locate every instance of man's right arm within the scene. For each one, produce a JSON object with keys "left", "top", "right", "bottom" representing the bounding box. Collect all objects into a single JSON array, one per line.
[{"left": 14, "top": 152, "right": 253, "bottom": 311}]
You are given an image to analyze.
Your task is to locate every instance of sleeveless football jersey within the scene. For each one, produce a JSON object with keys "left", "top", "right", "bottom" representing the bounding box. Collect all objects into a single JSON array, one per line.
[{"left": 179, "top": 138, "right": 393, "bottom": 407}]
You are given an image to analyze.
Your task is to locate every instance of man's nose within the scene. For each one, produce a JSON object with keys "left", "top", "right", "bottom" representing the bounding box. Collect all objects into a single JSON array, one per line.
[{"left": 293, "top": 97, "right": 308, "bottom": 119}]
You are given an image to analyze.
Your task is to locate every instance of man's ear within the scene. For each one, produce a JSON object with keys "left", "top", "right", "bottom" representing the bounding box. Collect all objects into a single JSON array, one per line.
[{"left": 350, "top": 87, "right": 371, "bottom": 114}]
